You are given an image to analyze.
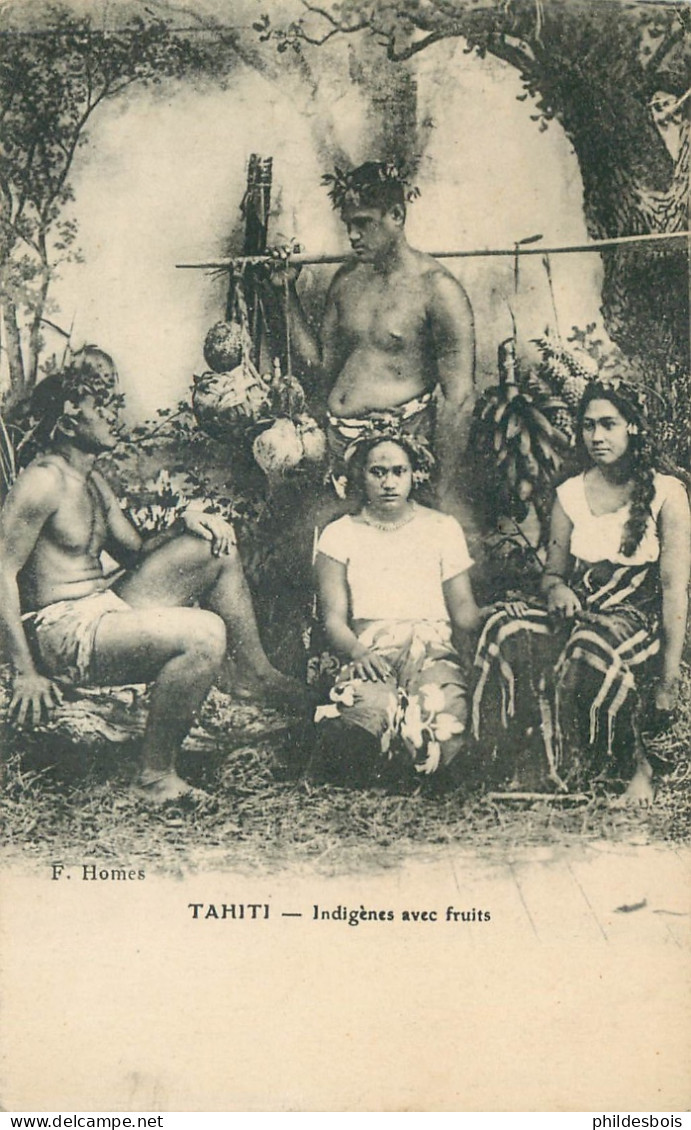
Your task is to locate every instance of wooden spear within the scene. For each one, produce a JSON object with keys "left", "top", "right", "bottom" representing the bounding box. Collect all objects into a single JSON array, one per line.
[{"left": 176, "top": 228, "right": 691, "bottom": 270}]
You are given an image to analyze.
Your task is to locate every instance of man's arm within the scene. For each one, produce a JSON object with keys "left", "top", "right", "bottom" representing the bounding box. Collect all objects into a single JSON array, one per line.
[
  {"left": 92, "top": 473, "right": 236, "bottom": 564},
  {"left": 90, "top": 471, "right": 143, "bottom": 567},
  {"left": 427, "top": 270, "right": 476, "bottom": 521},
  {"left": 656, "top": 479, "right": 691, "bottom": 709},
  {"left": 263, "top": 256, "right": 322, "bottom": 392},
  {"left": 282, "top": 275, "right": 322, "bottom": 374},
  {"left": 0, "top": 466, "right": 64, "bottom": 722},
  {"left": 266, "top": 258, "right": 348, "bottom": 399}
]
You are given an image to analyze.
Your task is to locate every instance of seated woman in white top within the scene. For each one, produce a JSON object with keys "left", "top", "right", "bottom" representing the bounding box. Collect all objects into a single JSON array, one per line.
[
  {"left": 314, "top": 432, "right": 481, "bottom": 786},
  {"left": 472, "top": 379, "right": 690, "bottom": 802}
]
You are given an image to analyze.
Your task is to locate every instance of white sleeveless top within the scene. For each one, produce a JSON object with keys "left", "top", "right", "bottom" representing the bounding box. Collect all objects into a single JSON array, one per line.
[{"left": 556, "top": 471, "right": 681, "bottom": 565}]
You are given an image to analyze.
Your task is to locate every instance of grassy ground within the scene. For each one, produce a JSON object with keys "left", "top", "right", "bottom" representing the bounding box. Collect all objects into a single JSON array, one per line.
[{"left": 2, "top": 667, "right": 690, "bottom": 878}]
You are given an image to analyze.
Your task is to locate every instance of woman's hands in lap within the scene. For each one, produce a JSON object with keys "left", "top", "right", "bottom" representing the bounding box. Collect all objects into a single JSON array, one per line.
[
  {"left": 547, "top": 582, "right": 582, "bottom": 620},
  {"left": 347, "top": 648, "right": 393, "bottom": 682}
]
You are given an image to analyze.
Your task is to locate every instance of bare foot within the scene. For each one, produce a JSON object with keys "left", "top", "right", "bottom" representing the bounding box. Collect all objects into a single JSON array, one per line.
[
  {"left": 132, "top": 770, "right": 210, "bottom": 805},
  {"left": 234, "top": 667, "right": 312, "bottom": 710},
  {"left": 613, "top": 765, "right": 655, "bottom": 808},
  {"left": 216, "top": 658, "right": 308, "bottom": 706}
]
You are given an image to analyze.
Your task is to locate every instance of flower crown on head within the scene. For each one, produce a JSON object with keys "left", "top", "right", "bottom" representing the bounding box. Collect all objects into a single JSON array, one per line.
[
  {"left": 586, "top": 374, "right": 648, "bottom": 420},
  {"left": 322, "top": 161, "right": 421, "bottom": 212},
  {"left": 344, "top": 421, "right": 436, "bottom": 483}
]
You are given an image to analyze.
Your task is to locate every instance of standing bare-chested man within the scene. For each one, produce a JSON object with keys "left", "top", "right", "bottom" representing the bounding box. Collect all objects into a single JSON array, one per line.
[
  {"left": 275, "top": 161, "right": 477, "bottom": 534},
  {"left": 0, "top": 360, "right": 303, "bottom": 803}
]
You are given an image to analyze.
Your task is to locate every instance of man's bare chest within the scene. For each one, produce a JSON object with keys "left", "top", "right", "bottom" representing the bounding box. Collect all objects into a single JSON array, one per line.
[
  {"left": 337, "top": 277, "right": 429, "bottom": 352},
  {"left": 44, "top": 480, "right": 108, "bottom": 557}
]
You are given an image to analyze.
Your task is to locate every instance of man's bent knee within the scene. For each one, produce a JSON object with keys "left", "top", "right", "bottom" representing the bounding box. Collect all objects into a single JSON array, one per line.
[
  {"left": 177, "top": 532, "right": 240, "bottom": 566},
  {"left": 148, "top": 532, "right": 241, "bottom": 581},
  {"left": 181, "top": 611, "right": 227, "bottom": 667}
]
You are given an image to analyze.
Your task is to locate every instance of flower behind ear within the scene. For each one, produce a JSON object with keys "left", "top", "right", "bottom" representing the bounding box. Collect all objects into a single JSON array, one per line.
[{"left": 50, "top": 399, "right": 81, "bottom": 441}]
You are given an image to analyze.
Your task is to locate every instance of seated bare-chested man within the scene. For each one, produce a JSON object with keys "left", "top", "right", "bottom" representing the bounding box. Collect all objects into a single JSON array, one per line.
[
  {"left": 273, "top": 161, "right": 476, "bottom": 534},
  {"left": 0, "top": 360, "right": 303, "bottom": 803}
]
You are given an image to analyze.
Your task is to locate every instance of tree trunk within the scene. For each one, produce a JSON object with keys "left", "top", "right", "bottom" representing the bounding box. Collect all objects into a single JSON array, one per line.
[
  {"left": 27, "top": 238, "right": 51, "bottom": 393},
  {"left": 559, "top": 73, "right": 689, "bottom": 398},
  {"left": 1, "top": 296, "right": 27, "bottom": 409}
]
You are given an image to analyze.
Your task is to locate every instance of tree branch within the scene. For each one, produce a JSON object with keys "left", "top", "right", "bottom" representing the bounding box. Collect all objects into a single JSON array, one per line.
[
  {"left": 12, "top": 137, "right": 38, "bottom": 227},
  {"left": 300, "top": 2, "right": 340, "bottom": 27},
  {"left": 386, "top": 28, "right": 459, "bottom": 62},
  {"left": 297, "top": 2, "right": 369, "bottom": 44},
  {"left": 488, "top": 32, "right": 538, "bottom": 76},
  {"left": 294, "top": 25, "right": 344, "bottom": 46},
  {"left": 47, "top": 87, "right": 108, "bottom": 207},
  {"left": 645, "top": 23, "right": 685, "bottom": 75},
  {"left": 3, "top": 221, "right": 42, "bottom": 258}
]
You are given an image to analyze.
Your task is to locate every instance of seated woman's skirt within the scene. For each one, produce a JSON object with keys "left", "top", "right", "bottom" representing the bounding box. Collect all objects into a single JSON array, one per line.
[
  {"left": 471, "top": 559, "right": 660, "bottom": 788},
  {"left": 313, "top": 619, "right": 469, "bottom": 783}
]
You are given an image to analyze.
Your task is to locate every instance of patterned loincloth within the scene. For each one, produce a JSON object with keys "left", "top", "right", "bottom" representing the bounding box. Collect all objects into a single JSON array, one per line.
[
  {"left": 326, "top": 391, "right": 436, "bottom": 494},
  {"left": 23, "top": 589, "right": 131, "bottom": 686}
]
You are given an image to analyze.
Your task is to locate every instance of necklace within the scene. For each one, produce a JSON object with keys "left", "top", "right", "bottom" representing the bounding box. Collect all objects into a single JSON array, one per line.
[{"left": 361, "top": 501, "right": 416, "bottom": 532}]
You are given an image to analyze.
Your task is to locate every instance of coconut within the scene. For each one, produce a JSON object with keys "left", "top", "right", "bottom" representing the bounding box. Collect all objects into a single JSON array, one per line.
[
  {"left": 192, "top": 365, "right": 270, "bottom": 440},
  {"left": 203, "top": 321, "right": 246, "bottom": 373},
  {"left": 252, "top": 418, "right": 304, "bottom": 477},
  {"left": 296, "top": 414, "right": 327, "bottom": 463}
]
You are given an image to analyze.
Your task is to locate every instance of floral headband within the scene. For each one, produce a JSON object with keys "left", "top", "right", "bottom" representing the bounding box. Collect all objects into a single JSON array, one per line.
[
  {"left": 322, "top": 161, "right": 421, "bottom": 212},
  {"left": 343, "top": 423, "right": 436, "bottom": 483},
  {"left": 583, "top": 376, "right": 648, "bottom": 420}
]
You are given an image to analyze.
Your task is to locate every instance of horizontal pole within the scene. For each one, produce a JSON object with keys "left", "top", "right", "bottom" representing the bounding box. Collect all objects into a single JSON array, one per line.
[{"left": 176, "top": 228, "right": 691, "bottom": 270}]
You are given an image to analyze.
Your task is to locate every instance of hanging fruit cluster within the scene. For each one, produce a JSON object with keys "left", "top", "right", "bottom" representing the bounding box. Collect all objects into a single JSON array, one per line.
[
  {"left": 192, "top": 342, "right": 271, "bottom": 442},
  {"left": 531, "top": 333, "right": 599, "bottom": 415},
  {"left": 470, "top": 335, "right": 596, "bottom": 532},
  {"left": 251, "top": 358, "right": 327, "bottom": 479},
  {"left": 192, "top": 315, "right": 327, "bottom": 479}
]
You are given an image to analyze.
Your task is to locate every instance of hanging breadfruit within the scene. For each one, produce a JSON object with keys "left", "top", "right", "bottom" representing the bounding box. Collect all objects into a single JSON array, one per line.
[
  {"left": 203, "top": 321, "right": 246, "bottom": 373},
  {"left": 252, "top": 362, "right": 327, "bottom": 479},
  {"left": 192, "top": 276, "right": 274, "bottom": 440},
  {"left": 192, "top": 258, "right": 328, "bottom": 474},
  {"left": 252, "top": 417, "right": 305, "bottom": 476},
  {"left": 192, "top": 362, "right": 272, "bottom": 441},
  {"left": 268, "top": 358, "right": 307, "bottom": 417},
  {"left": 296, "top": 413, "right": 328, "bottom": 464}
]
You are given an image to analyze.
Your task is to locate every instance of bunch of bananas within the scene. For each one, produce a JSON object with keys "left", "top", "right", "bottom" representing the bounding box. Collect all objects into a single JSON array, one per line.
[{"left": 471, "top": 338, "right": 574, "bottom": 526}]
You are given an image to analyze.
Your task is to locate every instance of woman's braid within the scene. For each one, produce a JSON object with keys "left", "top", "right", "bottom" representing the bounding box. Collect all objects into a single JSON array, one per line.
[{"left": 620, "top": 428, "right": 656, "bottom": 557}]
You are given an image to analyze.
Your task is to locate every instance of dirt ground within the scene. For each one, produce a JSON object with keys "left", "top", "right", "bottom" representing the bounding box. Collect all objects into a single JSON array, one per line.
[{"left": 2, "top": 664, "right": 689, "bottom": 877}]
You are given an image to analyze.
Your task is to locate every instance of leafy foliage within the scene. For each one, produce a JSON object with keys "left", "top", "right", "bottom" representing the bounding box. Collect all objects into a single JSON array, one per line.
[{"left": 468, "top": 323, "right": 675, "bottom": 599}]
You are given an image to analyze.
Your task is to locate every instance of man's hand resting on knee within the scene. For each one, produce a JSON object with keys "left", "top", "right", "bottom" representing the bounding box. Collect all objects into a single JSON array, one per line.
[{"left": 181, "top": 508, "right": 236, "bottom": 557}]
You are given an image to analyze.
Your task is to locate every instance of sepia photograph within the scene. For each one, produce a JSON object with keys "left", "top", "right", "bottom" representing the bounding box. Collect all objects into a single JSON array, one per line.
[{"left": 0, "top": 0, "right": 689, "bottom": 1113}]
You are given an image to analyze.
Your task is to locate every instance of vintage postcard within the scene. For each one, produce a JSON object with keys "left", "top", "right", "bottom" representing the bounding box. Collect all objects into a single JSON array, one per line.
[{"left": 1, "top": 0, "right": 689, "bottom": 1113}]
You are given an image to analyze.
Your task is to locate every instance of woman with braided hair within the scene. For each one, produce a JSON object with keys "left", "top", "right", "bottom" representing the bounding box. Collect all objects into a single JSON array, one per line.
[{"left": 472, "top": 379, "right": 690, "bottom": 802}]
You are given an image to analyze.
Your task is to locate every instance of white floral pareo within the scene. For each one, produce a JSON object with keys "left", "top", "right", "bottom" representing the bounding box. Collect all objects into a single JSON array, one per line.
[
  {"left": 315, "top": 620, "right": 468, "bottom": 777},
  {"left": 400, "top": 683, "right": 465, "bottom": 775}
]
